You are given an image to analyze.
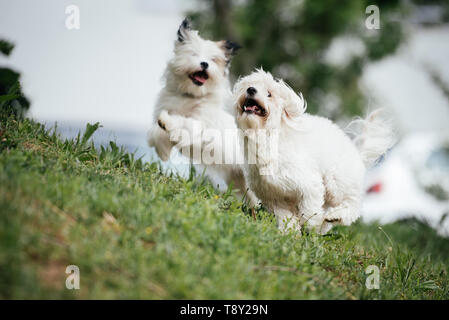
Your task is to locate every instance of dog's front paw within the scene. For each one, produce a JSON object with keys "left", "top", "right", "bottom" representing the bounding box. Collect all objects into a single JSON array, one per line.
[
  {"left": 157, "top": 119, "right": 166, "bottom": 131},
  {"left": 157, "top": 110, "right": 173, "bottom": 132},
  {"left": 168, "top": 128, "right": 186, "bottom": 144}
]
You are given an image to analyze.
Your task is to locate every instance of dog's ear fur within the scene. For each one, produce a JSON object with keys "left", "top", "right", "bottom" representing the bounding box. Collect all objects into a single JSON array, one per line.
[
  {"left": 278, "top": 79, "right": 307, "bottom": 129},
  {"left": 221, "top": 40, "right": 241, "bottom": 59},
  {"left": 177, "top": 18, "right": 192, "bottom": 42},
  {"left": 217, "top": 40, "right": 242, "bottom": 64}
]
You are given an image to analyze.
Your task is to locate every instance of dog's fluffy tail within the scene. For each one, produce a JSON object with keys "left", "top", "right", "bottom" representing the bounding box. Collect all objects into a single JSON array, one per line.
[{"left": 347, "top": 109, "right": 396, "bottom": 168}]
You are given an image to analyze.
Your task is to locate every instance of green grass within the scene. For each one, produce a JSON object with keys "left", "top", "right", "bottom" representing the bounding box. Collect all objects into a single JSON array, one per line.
[{"left": 0, "top": 117, "right": 448, "bottom": 299}]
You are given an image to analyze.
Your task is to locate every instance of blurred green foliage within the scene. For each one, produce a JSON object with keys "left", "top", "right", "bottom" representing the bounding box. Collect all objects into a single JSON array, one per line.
[
  {"left": 190, "top": 0, "right": 447, "bottom": 118},
  {"left": 0, "top": 40, "right": 30, "bottom": 123}
]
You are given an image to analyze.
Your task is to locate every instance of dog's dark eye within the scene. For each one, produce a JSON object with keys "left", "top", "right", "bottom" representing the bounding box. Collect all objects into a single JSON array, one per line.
[{"left": 268, "top": 91, "right": 272, "bottom": 97}]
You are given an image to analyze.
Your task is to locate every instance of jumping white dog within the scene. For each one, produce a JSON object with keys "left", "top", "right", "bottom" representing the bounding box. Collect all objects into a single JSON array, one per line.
[
  {"left": 233, "top": 69, "right": 395, "bottom": 234},
  {"left": 148, "top": 19, "right": 256, "bottom": 202}
]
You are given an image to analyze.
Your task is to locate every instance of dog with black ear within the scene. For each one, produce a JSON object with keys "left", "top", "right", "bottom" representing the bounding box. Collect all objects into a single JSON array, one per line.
[{"left": 148, "top": 19, "right": 257, "bottom": 205}]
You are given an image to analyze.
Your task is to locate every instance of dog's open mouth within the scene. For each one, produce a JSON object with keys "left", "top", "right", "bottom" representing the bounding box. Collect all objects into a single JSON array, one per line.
[
  {"left": 189, "top": 71, "right": 209, "bottom": 86},
  {"left": 241, "top": 98, "right": 266, "bottom": 116}
]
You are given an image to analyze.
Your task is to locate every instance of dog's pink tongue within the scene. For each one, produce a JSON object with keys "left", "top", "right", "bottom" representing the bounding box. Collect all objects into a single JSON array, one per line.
[
  {"left": 194, "top": 75, "right": 207, "bottom": 84},
  {"left": 246, "top": 105, "right": 258, "bottom": 112}
]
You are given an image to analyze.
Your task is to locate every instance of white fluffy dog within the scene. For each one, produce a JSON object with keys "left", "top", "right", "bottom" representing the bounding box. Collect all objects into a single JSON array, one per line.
[
  {"left": 148, "top": 19, "right": 255, "bottom": 201},
  {"left": 233, "top": 69, "right": 394, "bottom": 234}
]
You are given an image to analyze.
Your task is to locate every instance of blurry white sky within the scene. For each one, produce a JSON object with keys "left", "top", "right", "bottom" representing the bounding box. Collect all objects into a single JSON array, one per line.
[
  {"left": 0, "top": 0, "right": 448, "bottom": 134},
  {"left": 0, "top": 0, "right": 192, "bottom": 131}
]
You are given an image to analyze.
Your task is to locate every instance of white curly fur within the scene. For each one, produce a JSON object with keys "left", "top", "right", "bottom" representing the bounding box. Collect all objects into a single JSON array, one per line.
[
  {"left": 147, "top": 20, "right": 257, "bottom": 204},
  {"left": 233, "top": 69, "right": 395, "bottom": 234}
]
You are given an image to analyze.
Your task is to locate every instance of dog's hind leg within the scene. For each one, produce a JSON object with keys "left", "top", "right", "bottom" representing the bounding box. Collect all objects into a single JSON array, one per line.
[
  {"left": 158, "top": 111, "right": 205, "bottom": 151},
  {"left": 322, "top": 174, "right": 362, "bottom": 226},
  {"left": 324, "top": 196, "right": 361, "bottom": 226},
  {"left": 297, "top": 173, "right": 326, "bottom": 231}
]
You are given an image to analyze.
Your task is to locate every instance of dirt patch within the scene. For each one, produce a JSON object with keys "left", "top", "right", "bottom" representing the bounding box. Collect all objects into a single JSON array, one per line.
[
  {"left": 22, "top": 141, "right": 44, "bottom": 153},
  {"left": 37, "top": 259, "right": 68, "bottom": 289}
]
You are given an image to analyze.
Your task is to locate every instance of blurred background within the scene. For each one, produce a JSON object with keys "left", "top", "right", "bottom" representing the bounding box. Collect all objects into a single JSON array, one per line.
[{"left": 1, "top": 0, "right": 448, "bottom": 234}]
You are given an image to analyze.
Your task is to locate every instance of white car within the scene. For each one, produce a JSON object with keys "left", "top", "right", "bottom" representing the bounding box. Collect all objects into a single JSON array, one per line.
[{"left": 362, "top": 132, "right": 449, "bottom": 236}]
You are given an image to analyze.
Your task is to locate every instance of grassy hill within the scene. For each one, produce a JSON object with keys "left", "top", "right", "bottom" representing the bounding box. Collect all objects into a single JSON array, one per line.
[{"left": 0, "top": 117, "right": 448, "bottom": 299}]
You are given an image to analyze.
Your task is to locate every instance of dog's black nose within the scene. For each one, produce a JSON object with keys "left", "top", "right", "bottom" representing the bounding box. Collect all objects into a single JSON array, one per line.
[
  {"left": 247, "top": 87, "right": 257, "bottom": 96},
  {"left": 200, "top": 62, "right": 209, "bottom": 70}
]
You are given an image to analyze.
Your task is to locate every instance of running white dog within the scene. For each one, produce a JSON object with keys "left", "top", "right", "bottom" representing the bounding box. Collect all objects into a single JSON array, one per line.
[
  {"left": 233, "top": 69, "right": 394, "bottom": 234},
  {"left": 148, "top": 19, "right": 255, "bottom": 202}
]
